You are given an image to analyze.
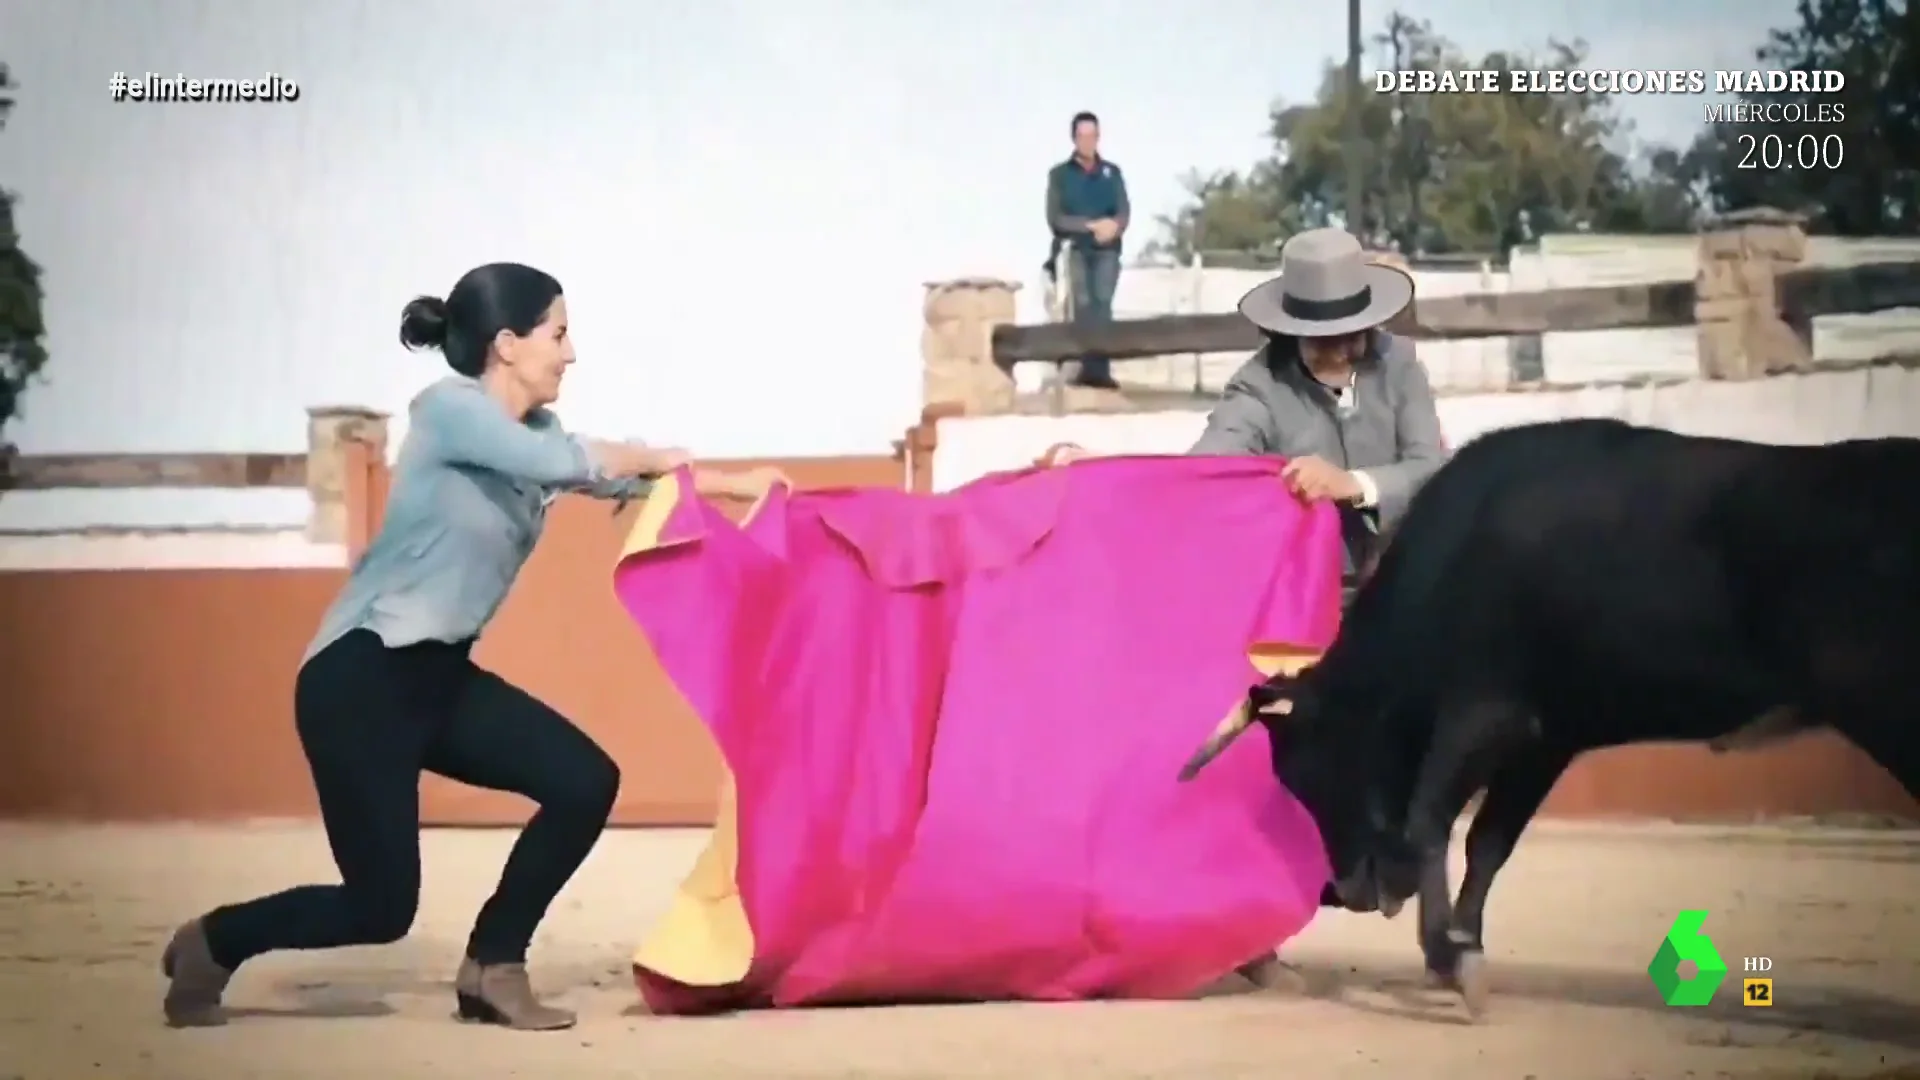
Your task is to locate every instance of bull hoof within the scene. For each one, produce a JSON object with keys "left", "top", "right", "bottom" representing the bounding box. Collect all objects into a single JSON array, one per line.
[
  {"left": 1453, "top": 950, "right": 1490, "bottom": 1022},
  {"left": 1420, "top": 935, "right": 1461, "bottom": 984}
]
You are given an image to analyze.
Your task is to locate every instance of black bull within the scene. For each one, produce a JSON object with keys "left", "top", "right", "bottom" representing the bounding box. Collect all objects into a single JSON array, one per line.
[{"left": 1181, "top": 418, "right": 1920, "bottom": 1018}]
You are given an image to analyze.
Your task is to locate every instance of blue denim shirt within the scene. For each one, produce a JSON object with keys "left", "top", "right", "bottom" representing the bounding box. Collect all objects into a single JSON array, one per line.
[{"left": 303, "top": 376, "right": 650, "bottom": 663}]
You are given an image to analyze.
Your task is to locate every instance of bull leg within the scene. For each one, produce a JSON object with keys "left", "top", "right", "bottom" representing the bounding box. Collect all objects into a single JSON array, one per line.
[
  {"left": 1415, "top": 850, "right": 1456, "bottom": 979},
  {"left": 1452, "top": 746, "right": 1573, "bottom": 949},
  {"left": 1395, "top": 700, "right": 1533, "bottom": 1019},
  {"left": 1434, "top": 745, "right": 1574, "bottom": 1019},
  {"left": 1392, "top": 700, "right": 1530, "bottom": 902},
  {"left": 1419, "top": 734, "right": 1566, "bottom": 981},
  {"left": 1413, "top": 745, "right": 1559, "bottom": 980}
]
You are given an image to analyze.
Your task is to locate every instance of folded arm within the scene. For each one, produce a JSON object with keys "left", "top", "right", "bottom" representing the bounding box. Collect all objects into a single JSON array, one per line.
[{"left": 1046, "top": 167, "right": 1092, "bottom": 235}]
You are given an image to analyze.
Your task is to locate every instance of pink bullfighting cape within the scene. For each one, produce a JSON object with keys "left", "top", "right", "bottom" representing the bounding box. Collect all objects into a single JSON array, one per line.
[{"left": 611, "top": 456, "right": 1344, "bottom": 1012}]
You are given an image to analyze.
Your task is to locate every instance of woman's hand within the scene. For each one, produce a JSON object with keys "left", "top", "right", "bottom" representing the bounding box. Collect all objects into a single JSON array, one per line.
[{"left": 589, "top": 441, "right": 689, "bottom": 479}]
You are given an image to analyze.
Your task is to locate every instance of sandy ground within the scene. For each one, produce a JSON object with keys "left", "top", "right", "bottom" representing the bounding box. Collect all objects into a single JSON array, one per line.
[{"left": 1, "top": 822, "right": 1917, "bottom": 1080}]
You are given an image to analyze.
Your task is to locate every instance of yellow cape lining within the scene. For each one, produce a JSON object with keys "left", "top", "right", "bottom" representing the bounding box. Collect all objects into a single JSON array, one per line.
[{"left": 621, "top": 472, "right": 766, "bottom": 986}]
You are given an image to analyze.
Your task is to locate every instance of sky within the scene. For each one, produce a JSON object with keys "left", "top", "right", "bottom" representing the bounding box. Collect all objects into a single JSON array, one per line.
[{"left": 0, "top": 0, "right": 1800, "bottom": 479}]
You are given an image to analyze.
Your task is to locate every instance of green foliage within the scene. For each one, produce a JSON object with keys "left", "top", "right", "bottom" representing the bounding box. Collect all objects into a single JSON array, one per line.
[
  {"left": 1687, "top": 0, "right": 1916, "bottom": 234},
  {"left": 0, "top": 60, "right": 48, "bottom": 445},
  {"left": 1161, "top": 0, "right": 1916, "bottom": 259}
]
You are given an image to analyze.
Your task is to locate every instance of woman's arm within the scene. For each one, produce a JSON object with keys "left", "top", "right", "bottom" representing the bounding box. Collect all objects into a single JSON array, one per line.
[
  {"left": 573, "top": 472, "right": 657, "bottom": 502},
  {"left": 413, "top": 380, "right": 606, "bottom": 487},
  {"left": 558, "top": 436, "right": 688, "bottom": 501}
]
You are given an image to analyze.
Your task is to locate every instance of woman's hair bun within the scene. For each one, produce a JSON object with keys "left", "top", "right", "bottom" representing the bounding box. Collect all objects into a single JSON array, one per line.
[{"left": 398, "top": 295, "right": 450, "bottom": 351}]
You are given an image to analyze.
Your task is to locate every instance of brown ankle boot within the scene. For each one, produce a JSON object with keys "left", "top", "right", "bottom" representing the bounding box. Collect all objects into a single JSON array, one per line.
[
  {"left": 454, "top": 959, "right": 575, "bottom": 1030},
  {"left": 161, "top": 918, "right": 233, "bottom": 1027}
]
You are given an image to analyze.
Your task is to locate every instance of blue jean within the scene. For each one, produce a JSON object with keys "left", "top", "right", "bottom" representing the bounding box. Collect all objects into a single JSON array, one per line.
[{"left": 1070, "top": 245, "right": 1121, "bottom": 384}]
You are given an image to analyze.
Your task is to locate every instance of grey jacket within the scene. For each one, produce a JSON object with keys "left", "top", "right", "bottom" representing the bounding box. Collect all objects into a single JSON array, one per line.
[
  {"left": 304, "top": 376, "right": 650, "bottom": 664},
  {"left": 1191, "top": 331, "right": 1447, "bottom": 565}
]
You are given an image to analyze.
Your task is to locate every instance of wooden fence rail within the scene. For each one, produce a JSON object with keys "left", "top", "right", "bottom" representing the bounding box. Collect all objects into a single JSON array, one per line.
[
  {"left": 0, "top": 453, "right": 306, "bottom": 491},
  {"left": 0, "top": 405, "right": 389, "bottom": 544},
  {"left": 990, "top": 259, "right": 1920, "bottom": 369}
]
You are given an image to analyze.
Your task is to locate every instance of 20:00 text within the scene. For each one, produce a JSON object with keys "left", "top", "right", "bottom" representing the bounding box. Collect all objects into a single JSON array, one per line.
[{"left": 1735, "top": 133, "right": 1844, "bottom": 170}]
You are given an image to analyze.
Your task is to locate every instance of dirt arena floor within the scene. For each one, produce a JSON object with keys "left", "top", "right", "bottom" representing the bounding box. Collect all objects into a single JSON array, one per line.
[{"left": 2, "top": 821, "right": 1916, "bottom": 1080}]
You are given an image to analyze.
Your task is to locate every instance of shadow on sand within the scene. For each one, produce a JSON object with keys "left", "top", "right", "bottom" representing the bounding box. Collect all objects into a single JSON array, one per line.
[
  {"left": 255, "top": 948, "right": 1914, "bottom": 1056},
  {"left": 1281, "top": 952, "right": 1919, "bottom": 1050}
]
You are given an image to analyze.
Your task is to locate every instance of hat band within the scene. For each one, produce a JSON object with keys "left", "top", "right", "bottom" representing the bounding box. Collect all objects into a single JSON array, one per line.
[{"left": 1281, "top": 286, "right": 1372, "bottom": 323}]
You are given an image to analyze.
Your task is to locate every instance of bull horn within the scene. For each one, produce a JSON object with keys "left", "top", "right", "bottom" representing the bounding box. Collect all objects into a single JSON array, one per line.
[{"left": 1177, "top": 700, "right": 1257, "bottom": 782}]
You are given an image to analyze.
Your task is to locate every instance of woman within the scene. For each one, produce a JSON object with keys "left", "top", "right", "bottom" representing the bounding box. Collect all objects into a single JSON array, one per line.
[
  {"left": 159, "top": 262, "right": 778, "bottom": 1031},
  {"left": 1049, "top": 227, "right": 1449, "bottom": 986}
]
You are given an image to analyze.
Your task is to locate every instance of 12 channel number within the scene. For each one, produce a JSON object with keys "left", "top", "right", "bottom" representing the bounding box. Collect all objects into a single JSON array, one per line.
[
  {"left": 1736, "top": 134, "right": 1844, "bottom": 170},
  {"left": 1746, "top": 981, "right": 1772, "bottom": 1003}
]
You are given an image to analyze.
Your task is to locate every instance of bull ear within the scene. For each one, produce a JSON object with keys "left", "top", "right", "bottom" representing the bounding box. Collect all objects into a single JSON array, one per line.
[{"left": 1177, "top": 701, "right": 1256, "bottom": 782}]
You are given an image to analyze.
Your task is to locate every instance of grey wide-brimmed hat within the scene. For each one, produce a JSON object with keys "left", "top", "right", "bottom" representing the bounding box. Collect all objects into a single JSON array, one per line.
[{"left": 1237, "top": 227, "right": 1414, "bottom": 337}]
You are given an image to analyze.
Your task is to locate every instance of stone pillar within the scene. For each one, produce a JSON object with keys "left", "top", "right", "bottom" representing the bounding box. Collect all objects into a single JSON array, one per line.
[
  {"left": 305, "top": 405, "right": 389, "bottom": 544},
  {"left": 1694, "top": 208, "right": 1812, "bottom": 380},
  {"left": 921, "top": 277, "right": 1020, "bottom": 414}
]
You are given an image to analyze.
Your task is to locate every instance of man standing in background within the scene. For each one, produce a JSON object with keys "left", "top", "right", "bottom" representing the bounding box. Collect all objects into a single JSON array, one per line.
[{"left": 1045, "top": 111, "right": 1129, "bottom": 390}]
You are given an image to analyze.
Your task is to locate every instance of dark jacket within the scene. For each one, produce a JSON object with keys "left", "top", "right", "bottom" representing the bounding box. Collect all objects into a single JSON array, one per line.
[{"left": 1046, "top": 157, "right": 1130, "bottom": 253}]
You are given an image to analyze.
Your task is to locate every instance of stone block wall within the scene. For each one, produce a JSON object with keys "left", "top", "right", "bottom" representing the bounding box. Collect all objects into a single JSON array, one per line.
[
  {"left": 1694, "top": 208, "right": 1814, "bottom": 380},
  {"left": 921, "top": 278, "right": 1019, "bottom": 414},
  {"left": 304, "top": 405, "right": 390, "bottom": 544}
]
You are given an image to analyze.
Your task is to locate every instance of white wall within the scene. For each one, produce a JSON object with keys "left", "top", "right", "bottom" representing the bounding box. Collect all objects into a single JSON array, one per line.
[{"left": 928, "top": 364, "right": 1920, "bottom": 491}]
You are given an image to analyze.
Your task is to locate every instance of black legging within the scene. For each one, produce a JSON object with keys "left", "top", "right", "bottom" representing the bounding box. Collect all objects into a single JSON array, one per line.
[{"left": 202, "top": 628, "right": 620, "bottom": 970}]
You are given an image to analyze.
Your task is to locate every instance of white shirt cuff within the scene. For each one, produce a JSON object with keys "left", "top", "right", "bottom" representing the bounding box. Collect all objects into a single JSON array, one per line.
[{"left": 1350, "top": 469, "right": 1380, "bottom": 508}]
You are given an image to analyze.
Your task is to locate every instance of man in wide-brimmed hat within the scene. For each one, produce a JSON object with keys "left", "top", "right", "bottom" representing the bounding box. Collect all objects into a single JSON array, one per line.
[
  {"left": 1050, "top": 226, "right": 1447, "bottom": 573},
  {"left": 1047, "top": 226, "right": 1448, "bottom": 989}
]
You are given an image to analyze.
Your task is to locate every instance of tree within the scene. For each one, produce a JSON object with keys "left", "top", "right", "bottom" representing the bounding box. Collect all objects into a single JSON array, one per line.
[
  {"left": 0, "top": 61, "right": 48, "bottom": 449},
  {"left": 1157, "top": 15, "right": 1691, "bottom": 260},
  {"left": 1689, "top": 0, "right": 1916, "bottom": 235}
]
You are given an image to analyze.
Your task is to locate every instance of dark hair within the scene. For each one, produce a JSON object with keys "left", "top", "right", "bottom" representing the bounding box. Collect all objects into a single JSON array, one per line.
[
  {"left": 1070, "top": 110, "right": 1099, "bottom": 135},
  {"left": 398, "top": 262, "right": 564, "bottom": 377},
  {"left": 1260, "top": 329, "right": 1383, "bottom": 370}
]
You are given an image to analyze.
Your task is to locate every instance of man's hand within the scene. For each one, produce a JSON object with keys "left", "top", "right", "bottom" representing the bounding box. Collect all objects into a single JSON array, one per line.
[
  {"left": 1089, "top": 218, "right": 1119, "bottom": 244},
  {"left": 1037, "top": 443, "right": 1093, "bottom": 467},
  {"left": 1282, "top": 455, "right": 1363, "bottom": 504}
]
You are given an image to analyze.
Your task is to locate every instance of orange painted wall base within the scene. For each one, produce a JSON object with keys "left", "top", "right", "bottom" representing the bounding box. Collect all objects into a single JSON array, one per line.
[{"left": 4, "top": 447, "right": 1913, "bottom": 824}]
